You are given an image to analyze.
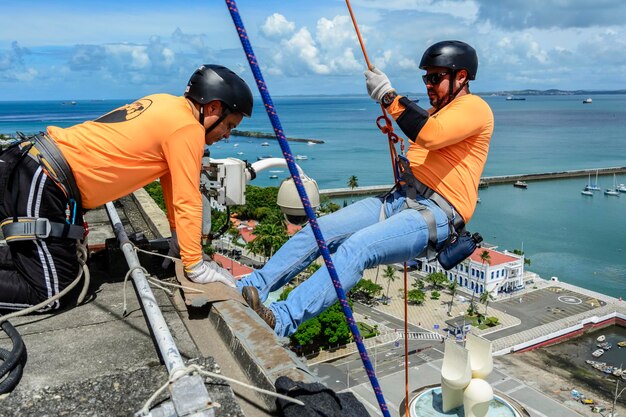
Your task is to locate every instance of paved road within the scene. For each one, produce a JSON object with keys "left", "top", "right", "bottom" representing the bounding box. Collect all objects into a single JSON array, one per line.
[{"left": 322, "top": 298, "right": 586, "bottom": 417}]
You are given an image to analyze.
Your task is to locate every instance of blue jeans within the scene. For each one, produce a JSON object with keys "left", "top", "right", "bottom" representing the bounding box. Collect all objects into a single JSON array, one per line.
[{"left": 236, "top": 190, "right": 451, "bottom": 337}]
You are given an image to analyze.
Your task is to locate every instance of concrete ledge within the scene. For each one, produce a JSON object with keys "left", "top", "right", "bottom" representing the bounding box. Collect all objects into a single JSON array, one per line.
[
  {"left": 132, "top": 188, "right": 170, "bottom": 238},
  {"left": 209, "top": 300, "right": 317, "bottom": 408},
  {"left": 131, "top": 187, "right": 320, "bottom": 409}
]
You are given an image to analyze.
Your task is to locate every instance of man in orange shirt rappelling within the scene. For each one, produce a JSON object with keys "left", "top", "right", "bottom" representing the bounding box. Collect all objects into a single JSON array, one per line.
[
  {"left": 0, "top": 64, "right": 252, "bottom": 311},
  {"left": 239, "top": 41, "right": 494, "bottom": 337}
]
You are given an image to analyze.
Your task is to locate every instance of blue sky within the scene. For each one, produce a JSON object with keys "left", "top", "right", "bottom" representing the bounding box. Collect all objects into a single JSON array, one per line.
[{"left": 2, "top": 0, "right": 626, "bottom": 100}]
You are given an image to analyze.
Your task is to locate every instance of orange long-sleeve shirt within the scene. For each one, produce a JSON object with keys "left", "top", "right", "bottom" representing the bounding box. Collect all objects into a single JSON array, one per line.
[
  {"left": 47, "top": 94, "right": 206, "bottom": 267},
  {"left": 387, "top": 94, "right": 494, "bottom": 223}
]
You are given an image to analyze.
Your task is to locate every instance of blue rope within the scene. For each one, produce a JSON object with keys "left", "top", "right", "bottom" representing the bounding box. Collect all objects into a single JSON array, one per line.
[{"left": 225, "top": 1, "right": 391, "bottom": 415}]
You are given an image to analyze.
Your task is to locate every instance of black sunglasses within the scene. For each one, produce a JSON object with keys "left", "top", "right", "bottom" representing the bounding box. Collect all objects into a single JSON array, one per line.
[{"left": 422, "top": 72, "right": 450, "bottom": 85}]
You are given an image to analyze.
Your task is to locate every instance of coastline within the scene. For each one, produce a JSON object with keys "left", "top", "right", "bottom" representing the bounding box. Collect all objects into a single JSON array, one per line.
[{"left": 230, "top": 129, "right": 325, "bottom": 143}]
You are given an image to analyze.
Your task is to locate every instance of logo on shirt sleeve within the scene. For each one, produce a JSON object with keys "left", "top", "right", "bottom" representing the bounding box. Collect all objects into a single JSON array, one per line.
[{"left": 94, "top": 99, "right": 153, "bottom": 123}]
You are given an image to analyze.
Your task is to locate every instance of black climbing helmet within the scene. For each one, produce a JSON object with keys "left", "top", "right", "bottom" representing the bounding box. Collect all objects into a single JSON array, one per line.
[
  {"left": 184, "top": 64, "right": 253, "bottom": 117},
  {"left": 419, "top": 41, "right": 478, "bottom": 80}
]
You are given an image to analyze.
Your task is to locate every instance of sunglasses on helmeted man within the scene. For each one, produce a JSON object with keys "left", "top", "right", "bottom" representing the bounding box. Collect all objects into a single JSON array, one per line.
[{"left": 422, "top": 72, "right": 450, "bottom": 85}]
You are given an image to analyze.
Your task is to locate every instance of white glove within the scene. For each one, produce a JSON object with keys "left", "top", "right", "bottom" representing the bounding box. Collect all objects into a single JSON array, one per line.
[
  {"left": 364, "top": 67, "right": 394, "bottom": 102},
  {"left": 161, "top": 231, "right": 179, "bottom": 269},
  {"left": 185, "top": 260, "right": 236, "bottom": 287}
]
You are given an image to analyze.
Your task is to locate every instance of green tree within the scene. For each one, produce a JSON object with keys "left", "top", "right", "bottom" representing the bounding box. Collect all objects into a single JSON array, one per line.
[
  {"left": 447, "top": 281, "right": 458, "bottom": 316},
  {"left": 426, "top": 271, "right": 447, "bottom": 289},
  {"left": 246, "top": 220, "right": 288, "bottom": 259},
  {"left": 290, "top": 301, "right": 354, "bottom": 351},
  {"left": 318, "top": 196, "right": 340, "bottom": 214},
  {"left": 512, "top": 248, "right": 531, "bottom": 266},
  {"left": 383, "top": 266, "right": 397, "bottom": 301},
  {"left": 291, "top": 317, "right": 322, "bottom": 348},
  {"left": 407, "top": 289, "right": 426, "bottom": 305},
  {"left": 347, "top": 175, "right": 358, "bottom": 204},
  {"left": 480, "top": 290, "right": 493, "bottom": 316},
  {"left": 347, "top": 175, "right": 359, "bottom": 190},
  {"left": 279, "top": 287, "right": 294, "bottom": 301},
  {"left": 233, "top": 185, "right": 282, "bottom": 220},
  {"left": 430, "top": 290, "right": 440, "bottom": 300},
  {"left": 144, "top": 181, "right": 166, "bottom": 211},
  {"left": 350, "top": 279, "right": 383, "bottom": 304}
]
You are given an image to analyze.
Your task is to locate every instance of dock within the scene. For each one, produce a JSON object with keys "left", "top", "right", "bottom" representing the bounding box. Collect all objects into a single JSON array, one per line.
[{"left": 320, "top": 166, "right": 626, "bottom": 197}]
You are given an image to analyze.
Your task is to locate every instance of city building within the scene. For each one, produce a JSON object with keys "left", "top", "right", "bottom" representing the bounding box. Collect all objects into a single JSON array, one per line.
[{"left": 419, "top": 247, "right": 525, "bottom": 298}]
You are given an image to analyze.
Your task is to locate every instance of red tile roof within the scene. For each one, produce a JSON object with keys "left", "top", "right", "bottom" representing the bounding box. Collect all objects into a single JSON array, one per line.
[
  {"left": 468, "top": 247, "right": 519, "bottom": 266},
  {"left": 212, "top": 253, "right": 253, "bottom": 279}
]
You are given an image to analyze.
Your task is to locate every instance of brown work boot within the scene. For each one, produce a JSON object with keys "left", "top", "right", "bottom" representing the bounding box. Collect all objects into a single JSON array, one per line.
[{"left": 241, "top": 286, "right": 276, "bottom": 330}]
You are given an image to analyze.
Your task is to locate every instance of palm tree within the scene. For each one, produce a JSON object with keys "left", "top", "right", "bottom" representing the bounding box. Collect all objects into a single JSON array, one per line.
[
  {"left": 248, "top": 221, "right": 288, "bottom": 260},
  {"left": 383, "top": 265, "right": 397, "bottom": 301},
  {"left": 468, "top": 250, "right": 490, "bottom": 315},
  {"left": 447, "top": 281, "right": 458, "bottom": 316},
  {"left": 480, "top": 290, "right": 492, "bottom": 316},
  {"left": 347, "top": 175, "right": 358, "bottom": 204}
]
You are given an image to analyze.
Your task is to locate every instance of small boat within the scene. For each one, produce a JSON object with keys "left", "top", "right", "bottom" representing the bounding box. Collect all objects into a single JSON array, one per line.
[
  {"left": 617, "top": 340, "right": 626, "bottom": 347},
  {"left": 604, "top": 174, "right": 620, "bottom": 196},
  {"left": 233, "top": 143, "right": 239, "bottom": 147},
  {"left": 269, "top": 175, "right": 278, "bottom": 179},
  {"left": 617, "top": 183, "right": 626, "bottom": 193},
  {"left": 581, "top": 186, "right": 593, "bottom": 196},
  {"left": 307, "top": 141, "right": 317, "bottom": 146},
  {"left": 597, "top": 342, "right": 612, "bottom": 350},
  {"left": 261, "top": 142, "right": 270, "bottom": 146},
  {"left": 583, "top": 98, "right": 593, "bottom": 104},
  {"left": 587, "top": 170, "right": 601, "bottom": 191},
  {"left": 591, "top": 348, "right": 605, "bottom": 358},
  {"left": 513, "top": 180, "right": 528, "bottom": 189},
  {"left": 597, "top": 335, "right": 606, "bottom": 342},
  {"left": 295, "top": 155, "right": 308, "bottom": 160},
  {"left": 236, "top": 151, "right": 244, "bottom": 155},
  {"left": 506, "top": 96, "right": 526, "bottom": 101},
  {"left": 477, "top": 197, "right": 481, "bottom": 203},
  {"left": 256, "top": 155, "right": 273, "bottom": 160}
]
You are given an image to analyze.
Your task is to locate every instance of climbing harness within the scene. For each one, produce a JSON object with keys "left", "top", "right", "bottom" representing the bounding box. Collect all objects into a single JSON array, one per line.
[
  {"left": 0, "top": 132, "right": 86, "bottom": 242},
  {"left": 225, "top": 1, "right": 391, "bottom": 416}
]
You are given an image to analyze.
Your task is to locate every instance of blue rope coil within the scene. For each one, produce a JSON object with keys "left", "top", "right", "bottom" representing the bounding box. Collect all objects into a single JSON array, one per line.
[{"left": 225, "top": 1, "right": 391, "bottom": 415}]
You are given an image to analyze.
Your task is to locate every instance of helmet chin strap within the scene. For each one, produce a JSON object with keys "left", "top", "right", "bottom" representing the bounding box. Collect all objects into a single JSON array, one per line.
[
  {"left": 199, "top": 104, "right": 231, "bottom": 136},
  {"left": 433, "top": 70, "right": 468, "bottom": 115}
]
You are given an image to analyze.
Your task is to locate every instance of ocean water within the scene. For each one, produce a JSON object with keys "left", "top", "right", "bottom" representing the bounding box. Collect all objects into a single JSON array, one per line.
[{"left": 0, "top": 95, "right": 624, "bottom": 298}]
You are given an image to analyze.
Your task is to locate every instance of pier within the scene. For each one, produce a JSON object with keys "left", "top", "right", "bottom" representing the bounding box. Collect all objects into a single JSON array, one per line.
[{"left": 320, "top": 166, "right": 626, "bottom": 197}]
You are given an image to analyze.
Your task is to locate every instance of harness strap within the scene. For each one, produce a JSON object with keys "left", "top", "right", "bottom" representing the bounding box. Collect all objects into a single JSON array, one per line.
[
  {"left": 19, "top": 132, "right": 83, "bottom": 210},
  {"left": 1, "top": 217, "right": 85, "bottom": 242},
  {"left": 403, "top": 199, "right": 439, "bottom": 260},
  {"left": 397, "top": 155, "right": 464, "bottom": 231}
]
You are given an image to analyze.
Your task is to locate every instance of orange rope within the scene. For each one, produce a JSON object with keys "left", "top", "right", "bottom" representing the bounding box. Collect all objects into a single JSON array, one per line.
[
  {"left": 346, "top": 0, "right": 404, "bottom": 182},
  {"left": 345, "top": 1, "right": 410, "bottom": 414}
]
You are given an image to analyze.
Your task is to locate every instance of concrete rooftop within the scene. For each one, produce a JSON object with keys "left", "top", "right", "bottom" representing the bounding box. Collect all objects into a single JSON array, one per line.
[{"left": 0, "top": 190, "right": 315, "bottom": 417}]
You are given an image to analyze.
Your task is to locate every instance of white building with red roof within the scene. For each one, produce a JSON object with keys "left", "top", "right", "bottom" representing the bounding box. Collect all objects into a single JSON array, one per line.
[{"left": 420, "top": 247, "right": 525, "bottom": 298}]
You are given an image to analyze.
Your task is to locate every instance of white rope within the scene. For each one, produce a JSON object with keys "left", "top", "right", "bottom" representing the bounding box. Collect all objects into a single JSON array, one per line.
[
  {"left": 121, "top": 245, "right": 203, "bottom": 316},
  {"left": 136, "top": 363, "right": 304, "bottom": 416},
  {"left": 0, "top": 242, "right": 90, "bottom": 323}
]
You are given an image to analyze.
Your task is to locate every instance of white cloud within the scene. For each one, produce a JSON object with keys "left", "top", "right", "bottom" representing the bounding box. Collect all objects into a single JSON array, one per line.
[{"left": 260, "top": 13, "right": 296, "bottom": 39}]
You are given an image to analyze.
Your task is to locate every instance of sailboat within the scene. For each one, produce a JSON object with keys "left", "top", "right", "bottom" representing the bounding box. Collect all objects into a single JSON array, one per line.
[
  {"left": 581, "top": 174, "right": 594, "bottom": 196},
  {"left": 581, "top": 186, "right": 593, "bottom": 196},
  {"left": 604, "top": 174, "right": 619, "bottom": 196},
  {"left": 587, "top": 170, "right": 601, "bottom": 191}
]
